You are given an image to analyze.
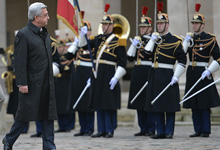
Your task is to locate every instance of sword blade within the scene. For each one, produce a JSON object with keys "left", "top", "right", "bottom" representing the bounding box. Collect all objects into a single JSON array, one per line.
[
  {"left": 130, "top": 81, "right": 148, "bottom": 104},
  {"left": 180, "top": 78, "right": 220, "bottom": 104},
  {"left": 151, "top": 82, "right": 171, "bottom": 105},
  {"left": 181, "top": 76, "right": 202, "bottom": 100},
  {"left": 73, "top": 82, "right": 90, "bottom": 109}
]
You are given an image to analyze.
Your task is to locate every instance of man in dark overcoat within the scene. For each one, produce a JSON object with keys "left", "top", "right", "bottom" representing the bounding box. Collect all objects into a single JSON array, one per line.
[{"left": 2, "top": 2, "right": 57, "bottom": 150}]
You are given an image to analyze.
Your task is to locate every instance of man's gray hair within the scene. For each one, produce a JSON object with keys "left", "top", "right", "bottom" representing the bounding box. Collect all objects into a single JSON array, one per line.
[{"left": 28, "top": 2, "right": 47, "bottom": 21}]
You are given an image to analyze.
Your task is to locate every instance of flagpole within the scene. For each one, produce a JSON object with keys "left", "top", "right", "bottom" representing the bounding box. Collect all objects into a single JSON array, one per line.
[{"left": 136, "top": 0, "right": 138, "bottom": 35}]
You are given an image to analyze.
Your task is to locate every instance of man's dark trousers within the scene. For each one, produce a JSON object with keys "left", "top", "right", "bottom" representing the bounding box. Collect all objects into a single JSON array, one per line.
[{"left": 5, "top": 120, "right": 56, "bottom": 150}]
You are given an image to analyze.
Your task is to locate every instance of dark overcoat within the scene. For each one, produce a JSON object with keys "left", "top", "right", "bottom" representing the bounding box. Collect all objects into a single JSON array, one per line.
[
  {"left": 183, "top": 32, "right": 220, "bottom": 109},
  {"left": 67, "top": 48, "right": 95, "bottom": 112},
  {"left": 14, "top": 21, "right": 57, "bottom": 122},
  {"left": 127, "top": 36, "right": 152, "bottom": 110},
  {"left": 84, "top": 33, "right": 127, "bottom": 110},
  {"left": 145, "top": 33, "right": 187, "bottom": 112}
]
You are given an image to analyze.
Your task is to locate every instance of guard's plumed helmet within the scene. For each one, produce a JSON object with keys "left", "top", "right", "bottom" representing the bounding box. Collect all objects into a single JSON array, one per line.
[
  {"left": 139, "top": 6, "right": 152, "bottom": 27},
  {"left": 100, "top": 4, "right": 113, "bottom": 24},
  {"left": 191, "top": 3, "right": 205, "bottom": 24},
  {"left": 156, "top": 2, "right": 169, "bottom": 23}
]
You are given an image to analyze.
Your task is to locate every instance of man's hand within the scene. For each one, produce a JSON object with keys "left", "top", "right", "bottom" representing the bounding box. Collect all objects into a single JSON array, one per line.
[
  {"left": 80, "top": 26, "right": 88, "bottom": 37},
  {"left": 19, "top": 85, "right": 28, "bottom": 93},
  {"left": 109, "top": 77, "right": 118, "bottom": 90},
  {"left": 132, "top": 38, "right": 139, "bottom": 47},
  {"left": 170, "top": 76, "right": 178, "bottom": 86},
  {"left": 201, "top": 70, "right": 211, "bottom": 80}
]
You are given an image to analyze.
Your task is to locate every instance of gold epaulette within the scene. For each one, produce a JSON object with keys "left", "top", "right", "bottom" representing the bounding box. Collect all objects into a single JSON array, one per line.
[
  {"left": 118, "top": 38, "right": 127, "bottom": 47},
  {"left": 90, "top": 36, "right": 95, "bottom": 40},
  {"left": 174, "top": 35, "right": 183, "bottom": 41},
  {"left": 208, "top": 32, "right": 216, "bottom": 37}
]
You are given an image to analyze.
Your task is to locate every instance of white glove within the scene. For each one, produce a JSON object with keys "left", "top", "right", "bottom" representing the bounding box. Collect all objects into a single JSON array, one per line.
[
  {"left": 170, "top": 76, "right": 178, "bottom": 86},
  {"left": 151, "top": 33, "right": 158, "bottom": 41},
  {"left": 67, "top": 37, "right": 79, "bottom": 54},
  {"left": 73, "top": 37, "right": 79, "bottom": 44},
  {"left": 80, "top": 26, "right": 88, "bottom": 37},
  {"left": 201, "top": 70, "right": 211, "bottom": 80},
  {"left": 185, "top": 34, "right": 192, "bottom": 42},
  {"left": 132, "top": 38, "right": 139, "bottom": 47},
  {"left": 87, "top": 78, "right": 91, "bottom": 87},
  {"left": 109, "top": 77, "right": 118, "bottom": 90}
]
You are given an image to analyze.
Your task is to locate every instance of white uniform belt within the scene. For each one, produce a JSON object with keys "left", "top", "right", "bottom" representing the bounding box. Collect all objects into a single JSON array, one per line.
[
  {"left": 97, "top": 59, "right": 117, "bottom": 66},
  {"left": 152, "top": 63, "right": 174, "bottom": 69},
  {"left": 74, "top": 60, "right": 93, "bottom": 67},
  {"left": 189, "top": 61, "right": 208, "bottom": 67},
  {"left": 135, "top": 61, "right": 152, "bottom": 66}
]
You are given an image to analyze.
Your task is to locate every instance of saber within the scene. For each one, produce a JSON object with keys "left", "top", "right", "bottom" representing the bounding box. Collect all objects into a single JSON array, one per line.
[
  {"left": 73, "top": 82, "right": 90, "bottom": 109},
  {"left": 130, "top": 81, "right": 148, "bottom": 104},
  {"left": 180, "top": 78, "right": 220, "bottom": 104},
  {"left": 181, "top": 76, "right": 202, "bottom": 100},
  {"left": 151, "top": 82, "right": 171, "bottom": 105},
  {"left": 154, "top": 0, "right": 157, "bottom": 32},
  {"left": 73, "top": 0, "right": 96, "bottom": 74}
]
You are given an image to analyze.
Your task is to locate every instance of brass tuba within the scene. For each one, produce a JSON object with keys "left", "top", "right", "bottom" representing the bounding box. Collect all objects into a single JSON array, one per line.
[
  {"left": 1, "top": 45, "right": 14, "bottom": 94},
  {"left": 98, "top": 14, "right": 130, "bottom": 39}
]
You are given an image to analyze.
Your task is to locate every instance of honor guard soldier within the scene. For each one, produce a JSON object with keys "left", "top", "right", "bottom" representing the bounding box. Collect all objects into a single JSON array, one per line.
[
  {"left": 66, "top": 18, "right": 95, "bottom": 136},
  {"left": 182, "top": 3, "right": 220, "bottom": 138},
  {"left": 79, "top": 4, "right": 127, "bottom": 138},
  {"left": 127, "top": 6, "right": 155, "bottom": 137},
  {"left": 53, "top": 38, "right": 76, "bottom": 133},
  {"left": 144, "top": 2, "right": 186, "bottom": 139}
]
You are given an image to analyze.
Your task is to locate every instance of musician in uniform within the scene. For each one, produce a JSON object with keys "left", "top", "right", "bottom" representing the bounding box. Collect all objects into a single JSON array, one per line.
[
  {"left": 144, "top": 2, "right": 186, "bottom": 139},
  {"left": 66, "top": 20, "right": 95, "bottom": 136},
  {"left": 182, "top": 3, "right": 220, "bottom": 138},
  {"left": 79, "top": 4, "right": 127, "bottom": 138},
  {"left": 127, "top": 6, "right": 155, "bottom": 137}
]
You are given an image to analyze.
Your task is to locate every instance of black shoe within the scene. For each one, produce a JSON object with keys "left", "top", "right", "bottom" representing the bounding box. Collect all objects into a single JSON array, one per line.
[
  {"left": 150, "top": 134, "right": 165, "bottom": 139},
  {"left": 55, "top": 129, "right": 70, "bottom": 133},
  {"left": 74, "top": 132, "right": 85, "bottom": 136},
  {"left": 200, "top": 133, "right": 209, "bottom": 137},
  {"left": 91, "top": 132, "right": 106, "bottom": 138},
  {"left": 166, "top": 134, "right": 173, "bottom": 139},
  {"left": 145, "top": 132, "right": 155, "bottom": 136},
  {"left": 134, "top": 132, "right": 145, "bottom": 136},
  {"left": 2, "top": 137, "right": 13, "bottom": 150},
  {"left": 84, "top": 132, "right": 93, "bottom": 136},
  {"left": 189, "top": 132, "right": 200, "bottom": 138},
  {"left": 105, "top": 132, "right": 113, "bottom": 138},
  {"left": 30, "top": 133, "right": 42, "bottom": 138}
]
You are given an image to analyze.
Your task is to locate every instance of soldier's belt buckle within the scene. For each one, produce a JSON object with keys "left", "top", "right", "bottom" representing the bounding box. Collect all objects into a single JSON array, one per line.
[
  {"left": 76, "top": 60, "right": 81, "bottom": 66},
  {"left": 137, "top": 59, "right": 141, "bottom": 65},
  {"left": 155, "top": 62, "right": 159, "bottom": 68},
  {"left": 192, "top": 61, "right": 197, "bottom": 67}
]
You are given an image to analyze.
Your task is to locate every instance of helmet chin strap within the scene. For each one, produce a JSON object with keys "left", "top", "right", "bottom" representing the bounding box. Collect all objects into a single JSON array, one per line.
[
  {"left": 195, "top": 23, "right": 202, "bottom": 33},
  {"left": 142, "top": 27, "right": 149, "bottom": 35},
  {"left": 103, "top": 23, "right": 111, "bottom": 34}
]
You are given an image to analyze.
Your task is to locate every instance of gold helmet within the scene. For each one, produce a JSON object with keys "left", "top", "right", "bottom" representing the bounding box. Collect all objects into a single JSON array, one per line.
[
  {"left": 100, "top": 4, "right": 113, "bottom": 24},
  {"left": 156, "top": 2, "right": 169, "bottom": 23},
  {"left": 139, "top": 6, "right": 152, "bottom": 27},
  {"left": 191, "top": 3, "right": 205, "bottom": 24}
]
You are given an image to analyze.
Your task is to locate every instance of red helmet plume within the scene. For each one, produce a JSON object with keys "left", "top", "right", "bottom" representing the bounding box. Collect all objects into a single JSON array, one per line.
[
  {"left": 195, "top": 3, "right": 201, "bottom": 13},
  {"left": 142, "top": 6, "right": 148, "bottom": 16},
  {"left": 81, "top": 11, "right": 85, "bottom": 19},
  {"left": 104, "top": 4, "right": 110, "bottom": 14},
  {"left": 157, "top": 2, "right": 163, "bottom": 13}
]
